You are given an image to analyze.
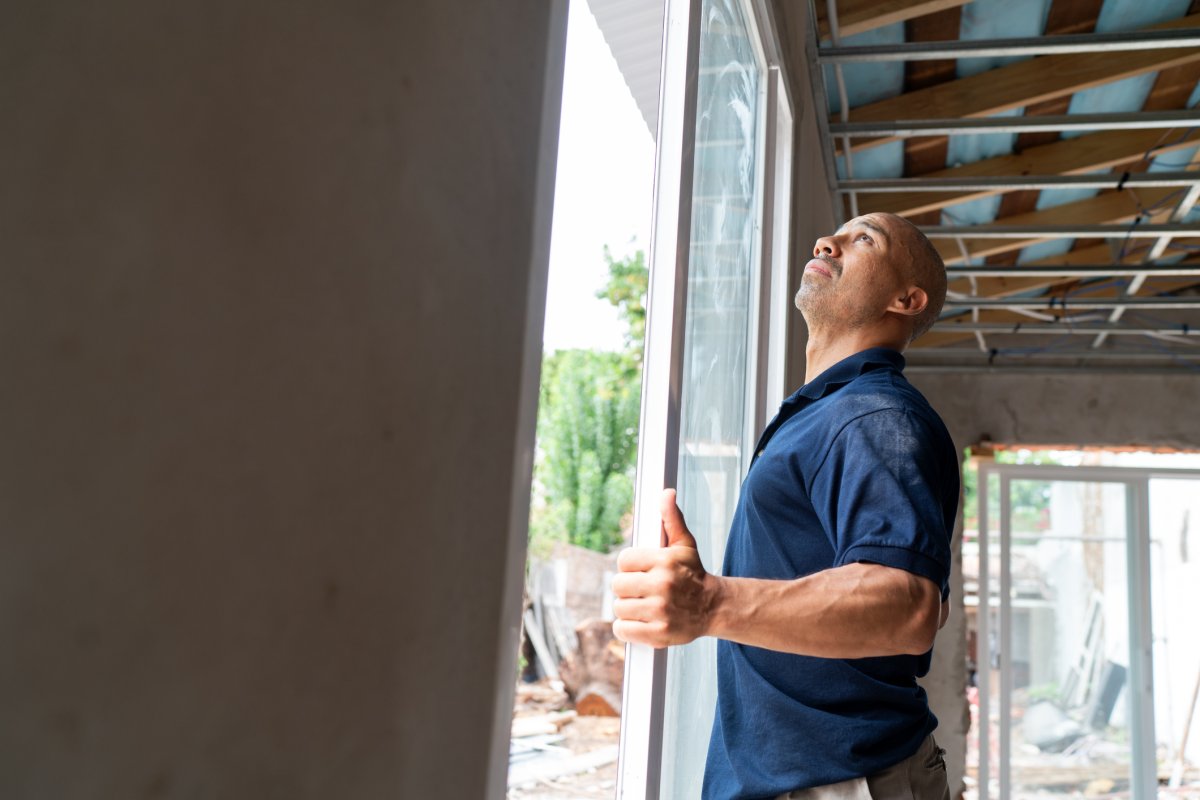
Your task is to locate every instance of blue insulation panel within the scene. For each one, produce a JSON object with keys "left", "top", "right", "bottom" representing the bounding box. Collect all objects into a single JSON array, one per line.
[{"left": 827, "top": 0, "right": 1200, "bottom": 267}]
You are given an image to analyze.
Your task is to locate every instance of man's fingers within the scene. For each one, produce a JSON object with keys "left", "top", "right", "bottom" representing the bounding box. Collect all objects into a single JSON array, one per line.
[
  {"left": 661, "top": 488, "right": 698, "bottom": 549},
  {"left": 617, "top": 546, "right": 661, "bottom": 573},
  {"left": 612, "top": 596, "right": 666, "bottom": 623},
  {"left": 611, "top": 571, "right": 657, "bottom": 599},
  {"left": 612, "top": 619, "right": 667, "bottom": 648}
]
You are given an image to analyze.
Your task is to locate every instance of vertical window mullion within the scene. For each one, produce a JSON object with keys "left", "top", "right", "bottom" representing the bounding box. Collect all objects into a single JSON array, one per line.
[
  {"left": 615, "top": 0, "right": 704, "bottom": 796},
  {"left": 764, "top": 69, "right": 793, "bottom": 415},
  {"left": 1126, "top": 478, "right": 1157, "bottom": 800},
  {"left": 744, "top": 63, "right": 776, "bottom": 475},
  {"left": 660, "top": 0, "right": 769, "bottom": 793}
]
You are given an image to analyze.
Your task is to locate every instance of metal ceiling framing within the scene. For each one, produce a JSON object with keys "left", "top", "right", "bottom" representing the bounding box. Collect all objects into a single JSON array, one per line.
[{"left": 809, "top": 0, "right": 1200, "bottom": 372}]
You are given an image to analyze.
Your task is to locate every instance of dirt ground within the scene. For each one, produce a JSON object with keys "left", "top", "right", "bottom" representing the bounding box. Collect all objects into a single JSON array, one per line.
[
  {"left": 508, "top": 681, "right": 621, "bottom": 800},
  {"left": 507, "top": 716, "right": 620, "bottom": 800}
]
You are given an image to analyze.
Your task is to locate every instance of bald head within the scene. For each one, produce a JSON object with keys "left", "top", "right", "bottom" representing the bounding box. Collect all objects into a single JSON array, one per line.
[{"left": 880, "top": 213, "right": 946, "bottom": 342}]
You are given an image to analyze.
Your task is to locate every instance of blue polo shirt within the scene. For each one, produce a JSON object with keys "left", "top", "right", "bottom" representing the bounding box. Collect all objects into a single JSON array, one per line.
[{"left": 702, "top": 347, "right": 959, "bottom": 800}]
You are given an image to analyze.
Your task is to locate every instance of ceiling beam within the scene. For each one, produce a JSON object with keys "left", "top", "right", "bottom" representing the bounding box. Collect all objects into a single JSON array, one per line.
[
  {"left": 837, "top": 13, "right": 1200, "bottom": 153},
  {"left": 945, "top": 296, "right": 1200, "bottom": 309},
  {"left": 914, "top": 274, "right": 1200, "bottom": 348},
  {"left": 945, "top": 243, "right": 1166, "bottom": 298},
  {"left": 948, "top": 262, "right": 1200, "bottom": 277},
  {"left": 832, "top": 109, "right": 1200, "bottom": 137},
  {"left": 931, "top": 187, "right": 1179, "bottom": 265},
  {"left": 925, "top": 223, "right": 1200, "bottom": 238},
  {"left": 819, "top": 28, "right": 1200, "bottom": 62},
  {"left": 855, "top": 127, "right": 1200, "bottom": 217},
  {"left": 814, "top": 0, "right": 972, "bottom": 40},
  {"left": 933, "top": 322, "right": 1200, "bottom": 335},
  {"left": 905, "top": 357, "right": 1200, "bottom": 371},
  {"left": 839, "top": 170, "right": 1200, "bottom": 192},
  {"left": 950, "top": 263, "right": 1200, "bottom": 302}
]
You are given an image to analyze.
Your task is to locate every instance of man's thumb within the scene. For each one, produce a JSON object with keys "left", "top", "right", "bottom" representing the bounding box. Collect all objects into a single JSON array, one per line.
[{"left": 661, "top": 488, "right": 698, "bottom": 549}]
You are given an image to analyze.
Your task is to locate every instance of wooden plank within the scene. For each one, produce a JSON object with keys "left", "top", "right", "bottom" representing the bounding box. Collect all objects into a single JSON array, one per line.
[
  {"left": 523, "top": 608, "right": 560, "bottom": 680},
  {"left": 1040, "top": 0, "right": 1105, "bottom": 37},
  {"left": 815, "top": 0, "right": 972, "bottom": 39},
  {"left": 983, "top": 0, "right": 1104, "bottom": 242},
  {"left": 931, "top": 187, "right": 1180, "bottom": 265},
  {"left": 947, "top": 245, "right": 1200, "bottom": 297},
  {"left": 986, "top": 32, "right": 1186, "bottom": 264},
  {"left": 900, "top": 6, "right": 963, "bottom": 180},
  {"left": 856, "top": 128, "right": 1200, "bottom": 218},
  {"left": 839, "top": 13, "right": 1200, "bottom": 153},
  {"left": 947, "top": 243, "right": 1124, "bottom": 297}
]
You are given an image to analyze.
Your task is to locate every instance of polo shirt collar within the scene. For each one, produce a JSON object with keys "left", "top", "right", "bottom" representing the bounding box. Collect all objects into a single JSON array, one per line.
[{"left": 789, "top": 347, "right": 905, "bottom": 403}]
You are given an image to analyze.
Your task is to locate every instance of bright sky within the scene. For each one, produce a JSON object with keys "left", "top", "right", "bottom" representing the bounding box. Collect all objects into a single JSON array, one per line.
[{"left": 543, "top": 0, "right": 656, "bottom": 353}]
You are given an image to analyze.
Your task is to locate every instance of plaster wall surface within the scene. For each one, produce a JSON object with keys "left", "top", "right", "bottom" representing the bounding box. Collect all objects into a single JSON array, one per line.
[{"left": 0, "top": 2, "right": 558, "bottom": 797}]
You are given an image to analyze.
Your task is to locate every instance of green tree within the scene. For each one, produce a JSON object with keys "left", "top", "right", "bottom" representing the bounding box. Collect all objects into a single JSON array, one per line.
[
  {"left": 529, "top": 249, "right": 648, "bottom": 554},
  {"left": 963, "top": 448, "right": 1063, "bottom": 533},
  {"left": 595, "top": 246, "right": 647, "bottom": 364}
]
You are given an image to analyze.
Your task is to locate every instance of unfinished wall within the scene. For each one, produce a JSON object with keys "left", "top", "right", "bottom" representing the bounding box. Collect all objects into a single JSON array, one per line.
[
  {"left": 0, "top": 2, "right": 562, "bottom": 797},
  {"left": 911, "top": 370, "right": 1200, "bottom": 452},
  {"left": 910, "top": 368, "right": 1200, "bottom": 796}
]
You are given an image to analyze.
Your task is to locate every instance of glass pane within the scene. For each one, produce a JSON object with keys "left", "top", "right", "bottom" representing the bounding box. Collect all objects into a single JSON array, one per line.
[
  {"left": 1149, "top": 478, "right": 1200, "bottom": 784},
  {"left": 1006, "top": 480, "right": 1133, "bottom": 797},
  {"left": 966, "top": 466, "right": 1001, "bottom": 799},
  {"left": 659, "top": 0, "right": 764, "bottom": 796}
]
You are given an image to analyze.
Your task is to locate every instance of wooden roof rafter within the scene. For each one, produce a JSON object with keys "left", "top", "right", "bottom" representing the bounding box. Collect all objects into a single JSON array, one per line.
[
  {"left": 812, "top": 0, "right": 1200, "bottom": 368},
  {"left": 813, "top": 0, "right": 973, "bottom": 40},
  {"left": 832, "top": 13, "right": 1200, "bottom": 154}
]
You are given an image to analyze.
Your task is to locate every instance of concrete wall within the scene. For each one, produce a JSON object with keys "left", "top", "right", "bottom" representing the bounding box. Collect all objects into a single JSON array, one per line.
[
  {"left": 909, "top": 368, "right": 1200, "bottom": 797},
  {"left": 910, "top": 371, "right": 1200, "bottom": 452},
  {"left": 0, "top": 2, "right": 563, "bottom": 797}
]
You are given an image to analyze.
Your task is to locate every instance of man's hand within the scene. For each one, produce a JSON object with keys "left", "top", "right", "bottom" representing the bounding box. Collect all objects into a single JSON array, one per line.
[{"left": 611, "top": 489, "right": 721, "bottom": 648}]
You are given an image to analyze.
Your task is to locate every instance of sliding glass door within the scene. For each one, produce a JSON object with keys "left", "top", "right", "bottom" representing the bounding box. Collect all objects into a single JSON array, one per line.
[
  {"left": 975, "top": 463, "right": 1200, "bottom": 800},
  {"left": 616, "top": 0, "right": 792, "bottom": 796}
]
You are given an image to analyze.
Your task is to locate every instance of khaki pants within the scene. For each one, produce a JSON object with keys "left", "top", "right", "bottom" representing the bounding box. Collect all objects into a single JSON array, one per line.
[{"left": 774, "top": 735, "right": 951, "bottom": 800}]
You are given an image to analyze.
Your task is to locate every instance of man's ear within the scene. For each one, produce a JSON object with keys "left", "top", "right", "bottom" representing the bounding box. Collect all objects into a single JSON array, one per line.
[{"left": 888, "top": 286, "right": 928, "bottom": 318}]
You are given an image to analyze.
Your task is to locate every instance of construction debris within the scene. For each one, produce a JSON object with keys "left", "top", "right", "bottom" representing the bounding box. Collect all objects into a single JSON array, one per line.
[
  {"left": 509, "top": 543, "right": 622, "bottom": 798},
  {"left": 560, "top": 619, "right": 625, "bottom": 717}
]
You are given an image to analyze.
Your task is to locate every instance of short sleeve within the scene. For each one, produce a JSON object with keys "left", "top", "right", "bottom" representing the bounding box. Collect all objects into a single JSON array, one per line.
[{"left": 809, "top": 408, "right": 953, "bottom": 596}]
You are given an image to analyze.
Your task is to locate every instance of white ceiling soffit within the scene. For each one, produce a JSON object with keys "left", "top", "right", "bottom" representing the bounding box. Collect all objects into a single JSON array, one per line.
[{"left": 586, "top": 0, "right": 665, "bottom": 140}]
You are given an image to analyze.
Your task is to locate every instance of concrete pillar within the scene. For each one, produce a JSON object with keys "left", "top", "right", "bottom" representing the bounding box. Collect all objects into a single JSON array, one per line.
[{"left": 0, "top": 2, "right": 563, "bottom": 797}]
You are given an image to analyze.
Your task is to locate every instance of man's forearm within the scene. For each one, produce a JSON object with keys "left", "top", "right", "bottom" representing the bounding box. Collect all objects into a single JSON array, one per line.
[{"left": 704, "top": 562, "right": 941, "bottom": 659}]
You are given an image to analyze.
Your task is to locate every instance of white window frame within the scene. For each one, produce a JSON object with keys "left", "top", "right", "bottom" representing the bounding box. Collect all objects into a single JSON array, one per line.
[
  {"left": 616, "top": 0, "right": 794, "bottom": 795},
  {"left": 975, "top": 463, "right": 1200, "bottom": 800}
]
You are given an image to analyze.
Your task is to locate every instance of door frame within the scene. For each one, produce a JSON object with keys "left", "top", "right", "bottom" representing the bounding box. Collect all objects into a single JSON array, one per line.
[
  {"left": 615, "top": 0, "right": 794, "bottom": 796},
  {"left": 976, "top": 462, "right": 1200, "bottom": 800}
]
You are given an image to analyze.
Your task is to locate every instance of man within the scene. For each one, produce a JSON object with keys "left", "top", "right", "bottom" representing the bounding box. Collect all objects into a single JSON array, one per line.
[{"left": 612, "top": 212, "right": 959, "bottom": 799}]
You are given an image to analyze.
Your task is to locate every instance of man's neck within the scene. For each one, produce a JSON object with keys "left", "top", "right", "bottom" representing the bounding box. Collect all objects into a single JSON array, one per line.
[{"left": 804, "top": 328, "right": 906, "bottom": 384}]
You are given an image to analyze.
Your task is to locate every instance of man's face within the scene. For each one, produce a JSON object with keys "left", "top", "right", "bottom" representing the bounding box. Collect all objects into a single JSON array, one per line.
[{"left": 795, "top": 213, "right": 912, "bottom": 331}]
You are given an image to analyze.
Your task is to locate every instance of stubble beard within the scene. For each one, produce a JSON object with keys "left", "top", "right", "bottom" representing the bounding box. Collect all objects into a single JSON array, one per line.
[{"left": 796, "top": 276, "right": 873, "bottom": 334}]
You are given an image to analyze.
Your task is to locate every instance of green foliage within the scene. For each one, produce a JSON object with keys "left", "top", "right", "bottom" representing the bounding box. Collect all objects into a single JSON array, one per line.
[
  {"left": 963, "top": 448, "right": 1066, "bottom": 534},
  {"left": 529, "top": 249, "right": 648, "bottom": 554},
  {"left": 530, "top": 349, "right": 640, "bottom": 553},
  {"left": 595, "top": 247, "right": 648, "bottom": 364}
]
